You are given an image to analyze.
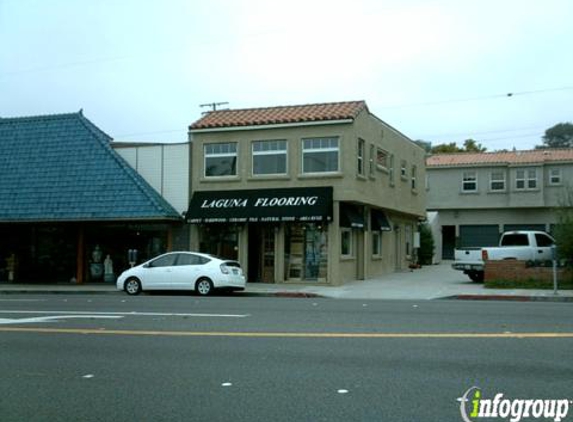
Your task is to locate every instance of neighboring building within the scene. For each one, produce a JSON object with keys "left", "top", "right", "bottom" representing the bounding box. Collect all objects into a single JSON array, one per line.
[
  {"left": 186, "top": 101, "right": 426, "bottom": 285},
  {"left": 113, "top": 142, "right": 190, "bottom": 214},
  {"left": 426, "top": 149, "right": 573, "bottom": 260},
  {"left": 0, "top": 112, "right": 184, "bottom": 283}
]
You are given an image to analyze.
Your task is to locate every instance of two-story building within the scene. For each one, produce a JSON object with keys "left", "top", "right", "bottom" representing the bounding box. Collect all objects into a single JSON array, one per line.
[
  {"left": 426, "top": 149, "right": 573, "bottom": 261},
  {"left": 186, "top": 101, "right": 426, "bottom": 286}
]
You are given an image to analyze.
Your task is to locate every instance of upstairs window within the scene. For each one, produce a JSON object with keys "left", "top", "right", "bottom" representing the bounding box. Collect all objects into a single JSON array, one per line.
[
  {"left": 204, "top": 143, "right": 237, "bottom": 177},
  {"left": 400, "top": 160, "right": 407, "bottom": 180},
  {"left": 490, "top": 171, "right": 506, "bottom": 191},
  {"left": 411, "top": 166, "right": 418, "bottom": 190},
  {"left": 302, "top": 137, "right": 339, "bottom": 174},
  {"left": 252, "top": 140, "right": 287, "bottom": 176},
  {"left": 462, "top": 171, "right": 478, "bottom": 192},
  {"left": 549, "top": 169, "right": 562, "bottom": 186},
  {"left": 357, "top": 138, "right": 365, "bottom": 176},
  {"left": 376, "top": 148, "right": 388, "bottom": 170},
  {"left": 516, "top": 169, "right": 537, "bottom": 190}
]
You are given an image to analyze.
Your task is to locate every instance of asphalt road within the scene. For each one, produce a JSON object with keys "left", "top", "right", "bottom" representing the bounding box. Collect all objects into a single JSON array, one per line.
[{"left": 1, "top": 294, "right": 572, "bottom": 422}]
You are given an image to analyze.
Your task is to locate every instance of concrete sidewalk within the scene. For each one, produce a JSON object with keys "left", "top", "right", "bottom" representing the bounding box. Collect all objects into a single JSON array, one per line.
[{"left": 0, "top": 263, "right": 571, "bottom": 301}]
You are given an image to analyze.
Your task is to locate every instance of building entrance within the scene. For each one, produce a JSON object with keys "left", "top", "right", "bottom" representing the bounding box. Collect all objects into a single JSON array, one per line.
[{"left": 248, "top": 226, "right": 275, "bottom": 283}]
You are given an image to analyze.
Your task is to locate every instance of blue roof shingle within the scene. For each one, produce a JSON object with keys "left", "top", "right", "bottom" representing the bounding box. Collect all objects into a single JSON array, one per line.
[{"left": 0, "top": 111, "right": 182, "bottom": 222}]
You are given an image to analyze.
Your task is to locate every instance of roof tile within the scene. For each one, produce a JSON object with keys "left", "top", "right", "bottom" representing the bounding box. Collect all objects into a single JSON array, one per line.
[
  {"left": 427, "top": 149, "right": 573, "bottom": 167},
  {"left": 190, "top": 100, "right": 367, "bottom": 130}
]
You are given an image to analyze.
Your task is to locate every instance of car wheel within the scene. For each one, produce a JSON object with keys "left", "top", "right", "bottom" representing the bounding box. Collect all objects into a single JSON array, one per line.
[
  {"left": 468, "top": 271, "right": 484, "bottom": 283},
  {"left": 195, "top": 278, "right": 213, "bottom": 296},
  {"left": 125, "top": 277, "right": 142, "bottom": 295}
]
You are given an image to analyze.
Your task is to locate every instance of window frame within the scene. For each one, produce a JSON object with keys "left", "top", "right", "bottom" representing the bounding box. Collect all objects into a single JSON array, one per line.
[
  {"left": 204, "top": 142, "right": 238, "bottom": 178},
  {"left": 301, "top": 137, "right": 340, "bottom": 174},
  {"left": 489, "top": 170, "right": 506, "bottom": 192},
  {"left": 515, "top": 168, "right": 538, "bottom": 190},
  {"left": 357, "top": 138, "right": 365, "bottom": 176},
  {"left": 549, "top": 168, "right": 562, "bottom": 186},
  {"left": 341, "top": 228, "right": 353, "bottom": 257},
  {"left": 462, "top": 171, "right": 478, "bottom": 193},
  {"left": 411, "top": 165, "right": 417, "bottom": 191},
  {"left": 372, "top": 231, "right": 382, "bottom": 257},
  {"left": 251, "top": 139, "right": 288, "bottom": 176}
]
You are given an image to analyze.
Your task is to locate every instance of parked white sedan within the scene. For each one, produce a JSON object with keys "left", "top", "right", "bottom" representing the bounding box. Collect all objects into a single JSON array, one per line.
[{"left": 116, "top": 252, "right": 246, "bottom": 296}]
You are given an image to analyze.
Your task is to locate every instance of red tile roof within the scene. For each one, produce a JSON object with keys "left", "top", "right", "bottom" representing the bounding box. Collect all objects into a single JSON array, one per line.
[
  {"left": 427, "top": 149, "right": 573, "bottom": 167},
  {"left": 189, "top": 101, "right": 367, "bottom": 130}
]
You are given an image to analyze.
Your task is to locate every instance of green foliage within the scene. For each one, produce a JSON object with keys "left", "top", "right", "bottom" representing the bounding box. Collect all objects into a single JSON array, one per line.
[
  {"left": 418, "top": 224, "right": 435, "bottom": 265},
  {"left": 536, "top": 122, "right": 573, "bottom": 149},
  {"left": 554, "top": 186, "right": 573, "bottom": 264},
  {"left": 430, "top": 139, "right": 487, "bottom": 154}
]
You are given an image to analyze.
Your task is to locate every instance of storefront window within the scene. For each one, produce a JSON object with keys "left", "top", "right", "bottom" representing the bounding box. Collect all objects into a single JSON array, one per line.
[
  {"left": 372, "top": 231, "right": 382, "bottom": 256},
  {"left": 284, "top": 223, "right": 328, "bottom": 282},
  {"left": 341, "top": 228, "right": 352, "bottom": 257},
  {"left": 199, "top": 225, "right": 238, "bottom": 260}
]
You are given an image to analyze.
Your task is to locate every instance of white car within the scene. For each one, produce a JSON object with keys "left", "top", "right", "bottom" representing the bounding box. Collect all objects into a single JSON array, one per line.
[{"left": 116, "top": 251, "right": 246, "bottom": 296}]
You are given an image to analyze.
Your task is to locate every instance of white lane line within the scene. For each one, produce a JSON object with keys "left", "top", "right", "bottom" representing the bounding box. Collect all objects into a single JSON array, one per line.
[
  {"left": 0, "top": 310, "right": 250, "bottom": 318},
  {"left": 0, "top": 315, "right": 122, "bottom": 325}
]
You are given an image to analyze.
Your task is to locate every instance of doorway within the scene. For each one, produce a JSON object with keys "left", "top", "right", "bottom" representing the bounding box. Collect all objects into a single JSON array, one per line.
[
  {"left": 442, "top": 225, "right": 456, "bottom": 260},
  {"left": 248, "top": 226, "right": 275, "bottom": 283}
]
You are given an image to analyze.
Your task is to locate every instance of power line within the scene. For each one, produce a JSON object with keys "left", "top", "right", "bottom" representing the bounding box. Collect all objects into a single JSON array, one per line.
[{"left": 378, "top": 86, "right": 573, "bottom": 109}]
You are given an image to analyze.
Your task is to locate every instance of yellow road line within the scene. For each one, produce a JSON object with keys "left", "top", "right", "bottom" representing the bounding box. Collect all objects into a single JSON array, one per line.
[{"left": 1, "top": 327, "right": 573, "bottom": 338}]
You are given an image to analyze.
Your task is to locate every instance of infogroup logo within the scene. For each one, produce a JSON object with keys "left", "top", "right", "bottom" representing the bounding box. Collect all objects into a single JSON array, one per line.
[{"left": 457, "top": 387, "right": 571, "bottom": 422}]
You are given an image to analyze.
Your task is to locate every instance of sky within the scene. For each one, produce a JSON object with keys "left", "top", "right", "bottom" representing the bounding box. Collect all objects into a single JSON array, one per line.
[{"left": 1, "top": 0, "right": 572, "bottom": 151}]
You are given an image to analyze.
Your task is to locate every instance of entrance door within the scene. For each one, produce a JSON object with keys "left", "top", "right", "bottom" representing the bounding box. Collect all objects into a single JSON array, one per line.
[
  {"left": 441, "top": 225, "right": 456, "bottom": 260},
  {"left": 248, "top": 226, "right": 275, "bottom": 283}
]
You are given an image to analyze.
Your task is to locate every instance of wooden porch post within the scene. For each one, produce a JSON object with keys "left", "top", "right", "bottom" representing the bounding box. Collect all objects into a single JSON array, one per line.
[{"left": 76, "top": 225, "right": 85, "bottom": 284}]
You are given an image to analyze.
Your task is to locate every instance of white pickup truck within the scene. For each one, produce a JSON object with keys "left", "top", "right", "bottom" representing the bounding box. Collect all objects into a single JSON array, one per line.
[{"left": 452, "top": 230, "right": 555, "bottom": 282}]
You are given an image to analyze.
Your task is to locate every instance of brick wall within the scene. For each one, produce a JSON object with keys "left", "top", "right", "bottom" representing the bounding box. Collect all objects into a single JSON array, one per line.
[{"left": 484, "top": 260, "right": 570, "bottom": 283}]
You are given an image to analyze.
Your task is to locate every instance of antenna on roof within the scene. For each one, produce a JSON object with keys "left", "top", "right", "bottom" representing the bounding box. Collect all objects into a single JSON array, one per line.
[{"left": 200, "top": 102, "right": 229, "bottom": 115}]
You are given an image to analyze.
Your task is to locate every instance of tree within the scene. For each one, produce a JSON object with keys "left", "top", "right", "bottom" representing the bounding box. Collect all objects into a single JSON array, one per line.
[
  {"left": 554, "top": 187, "right": 573, "bottom": 265},
  {"left": 430, "top": 139, "right": 487, "bottom": 154},
  {"left": 536, "top": 122, "right": 573, "bottom": 149}
]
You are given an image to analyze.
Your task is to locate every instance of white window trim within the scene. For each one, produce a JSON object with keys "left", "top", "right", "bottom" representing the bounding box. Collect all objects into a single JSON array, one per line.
[
  {"left": 357, "top": 138, "right": 365, "bottom": 176},
  {"left": 251, "top": 140, "right": 288, "bottom": 176},
  {"left": 204, "top": 143, "right": 238, "bottom": 178},
  {"left": 462, "top": 171, "right": 478, "bottom": 193},
  {"left": 549, "top": 169, "right": 562, "bottom": 186},
  {"left": 515, "top": 168, "right": 538, "bottom": 190},
  {"left": 489, "top": 171, "right": 506, "bottom": 192},
  {"left": 301, "top": 137, "right": 340, "bottom": 174}
]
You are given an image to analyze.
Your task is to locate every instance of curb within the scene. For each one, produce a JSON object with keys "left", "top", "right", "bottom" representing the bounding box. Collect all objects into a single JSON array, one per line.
[{"left": 445, "top": 294, "right": 573, "bottom": 303}]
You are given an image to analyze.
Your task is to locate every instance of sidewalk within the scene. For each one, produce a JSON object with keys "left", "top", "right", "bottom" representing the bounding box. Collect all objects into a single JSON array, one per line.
[{"left": 0, "top": 263, "right": 571, "bottom": 301}]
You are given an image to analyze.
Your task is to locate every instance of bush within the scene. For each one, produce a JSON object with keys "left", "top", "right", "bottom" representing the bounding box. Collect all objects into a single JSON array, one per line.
[{"left": 418, "top": 224, "right": 435, "bottom": 265}]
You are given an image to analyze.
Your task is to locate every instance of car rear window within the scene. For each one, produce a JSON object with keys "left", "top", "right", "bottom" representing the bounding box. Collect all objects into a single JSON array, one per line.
[
  {"left": 223, "top": 261, "right": 241, "bottom": 268},
  {"left": 500, "top": 234, "right": 529, "bottom": 246},
  {"left": 177, "top": 254, "right": 210, "bottom": 266}
]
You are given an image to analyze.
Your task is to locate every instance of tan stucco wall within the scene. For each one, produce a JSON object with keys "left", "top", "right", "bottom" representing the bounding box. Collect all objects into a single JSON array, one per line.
[{"left": 189, "top": 109, "right": 426, "bottom": 284}]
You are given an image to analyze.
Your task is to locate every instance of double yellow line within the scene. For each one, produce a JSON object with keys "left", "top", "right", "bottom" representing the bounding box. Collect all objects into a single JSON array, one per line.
[{"left": 1, "top": 327, "right": 573, "bottom": 338}]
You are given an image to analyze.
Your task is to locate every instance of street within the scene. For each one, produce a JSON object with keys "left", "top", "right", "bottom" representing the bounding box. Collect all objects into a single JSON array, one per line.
[{"left": 1, "top": 294, "right": 572, "bottom": 422}]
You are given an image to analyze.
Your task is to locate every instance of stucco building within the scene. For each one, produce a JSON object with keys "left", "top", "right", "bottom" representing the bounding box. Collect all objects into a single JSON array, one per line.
[
  {"left": 426, "top": 149, "right": 573, "bottom": 261},
  {"left": 186, "top": 101, "right": 426, "bottom": 285}
]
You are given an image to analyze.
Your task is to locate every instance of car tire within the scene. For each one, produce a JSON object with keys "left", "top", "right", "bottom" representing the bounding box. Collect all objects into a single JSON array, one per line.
[
  {"left": 468, "top": 271, "right": 484, "bottom": 283},
  {"left": 195, "top": 278, "right": 213, "bottom": 296},
  {"left": 125, "top": 277, "right": 142, "bottom": 295}
]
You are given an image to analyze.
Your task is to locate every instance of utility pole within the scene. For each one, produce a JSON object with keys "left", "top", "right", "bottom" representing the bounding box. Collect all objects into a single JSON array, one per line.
[{"left": 200, "top": 102, "right": 229, "bottom": 114}]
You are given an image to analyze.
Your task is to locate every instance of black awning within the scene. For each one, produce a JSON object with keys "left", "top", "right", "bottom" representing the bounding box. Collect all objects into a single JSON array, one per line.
[
  {"left": 371, "top": 209, "right": 392, "bottom": 231},
  {"left": 186, "top": 187, "right": 333, "bottom": 224},
  {"left": 340, "top": 203, "right": 364, "bottom": 229}
]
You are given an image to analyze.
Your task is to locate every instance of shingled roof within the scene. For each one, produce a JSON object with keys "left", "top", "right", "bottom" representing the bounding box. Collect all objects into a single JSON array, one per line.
[
  {"left": 0, "top": 112, "right": 181, "bottom": 222},
  {"left": 190, "top": 100, "right": 367, "bottom": 130},
  {"left": 427, "top": 149, "right": 573, "bottom": 167}
]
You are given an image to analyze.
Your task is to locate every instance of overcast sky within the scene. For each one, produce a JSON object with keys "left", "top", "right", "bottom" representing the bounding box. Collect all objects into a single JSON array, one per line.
[{"left": 1, "top": 0, "right": 571, "bottom": 151}]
